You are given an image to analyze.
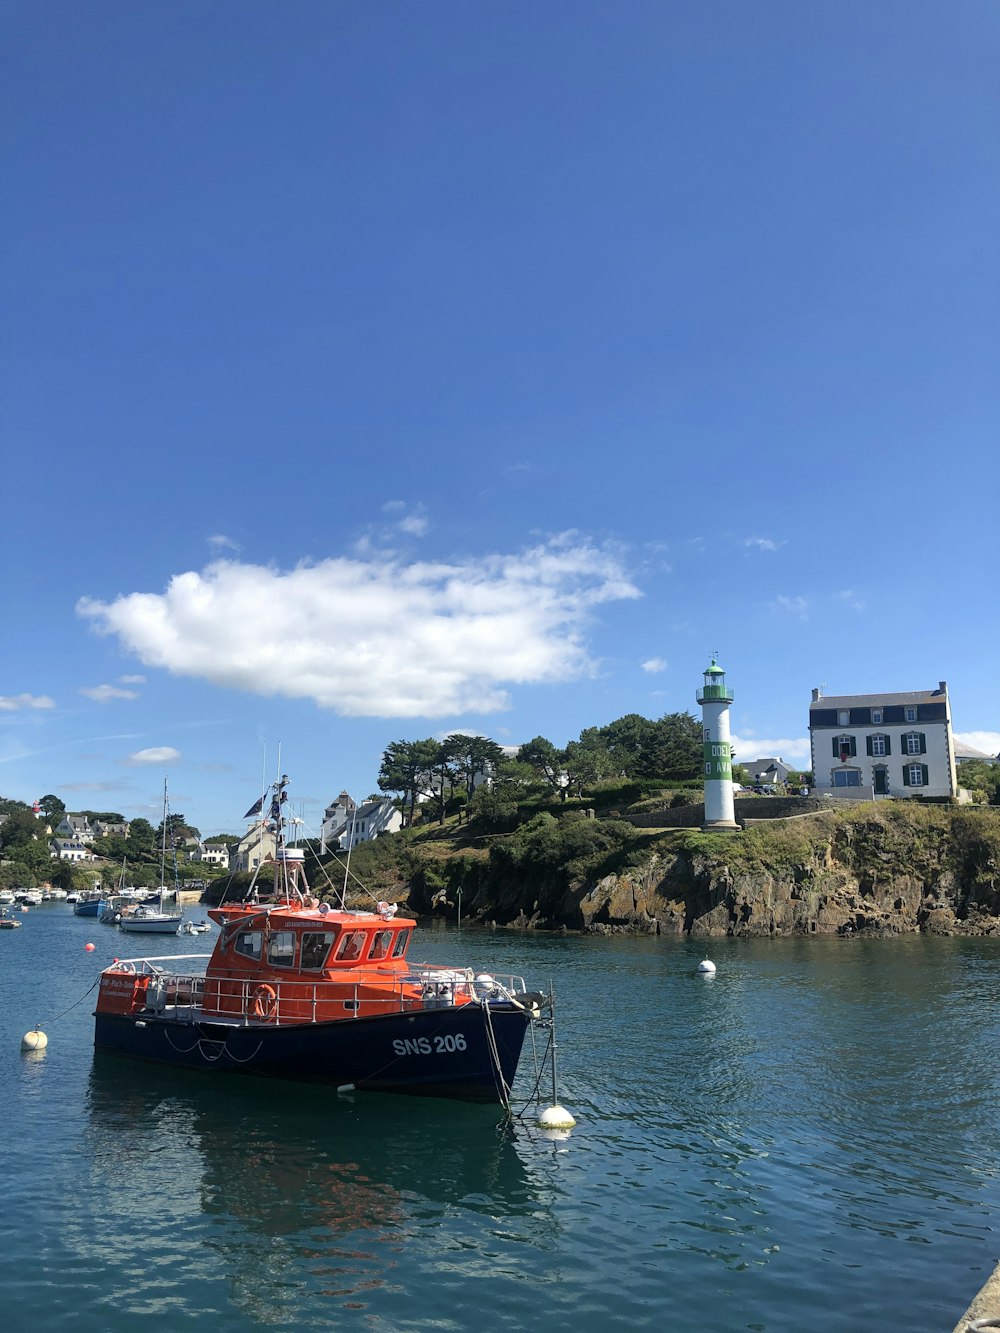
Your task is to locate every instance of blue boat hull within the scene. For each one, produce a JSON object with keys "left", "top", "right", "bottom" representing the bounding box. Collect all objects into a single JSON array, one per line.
[
  {"left": 93, "top": 1003, "right": 533, "bottom": 1103},
  {"left": 74, "top": 901, "right": 102, "bottom": 917}
]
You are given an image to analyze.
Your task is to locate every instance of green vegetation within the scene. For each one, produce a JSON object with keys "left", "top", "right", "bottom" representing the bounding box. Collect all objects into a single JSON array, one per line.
[{"left": 955, "top": 760, "right": 1000, "bottom": 806}]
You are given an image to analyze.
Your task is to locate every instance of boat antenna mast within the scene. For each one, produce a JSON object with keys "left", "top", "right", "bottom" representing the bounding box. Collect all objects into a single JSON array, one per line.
[{"left": 270, "top": 772, "right": 308, "bottom": 903}]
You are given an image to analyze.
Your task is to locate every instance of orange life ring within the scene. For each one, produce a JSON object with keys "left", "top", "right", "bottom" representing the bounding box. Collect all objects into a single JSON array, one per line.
[{"left": 251, "top": 983, "right": 277, "bottom": 1021}]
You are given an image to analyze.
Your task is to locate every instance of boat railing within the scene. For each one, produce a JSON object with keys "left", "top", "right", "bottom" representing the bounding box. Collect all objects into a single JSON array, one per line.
[{"left": 114, "top": 957, "right": 532, "bottom": 1024}]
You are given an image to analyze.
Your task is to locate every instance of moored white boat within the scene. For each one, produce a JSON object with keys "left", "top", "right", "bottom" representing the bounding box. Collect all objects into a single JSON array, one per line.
[{"left": 117, "top": 896, "right": 183, "bottom": 934}]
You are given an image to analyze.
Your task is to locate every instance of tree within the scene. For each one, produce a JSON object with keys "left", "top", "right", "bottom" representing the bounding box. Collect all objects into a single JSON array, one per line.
[
  {"left": 378, "top": 738, "right": 441, "bottom": 826},
  {"left": 432, "top": 736, "right": 465, "bottom": 823},
  {"left": 563, "top": 729, "right": 616, "bottom": 794},
  {"left": 156, "top": 811, "right": 199, "bottom": 848},
  {"left": 0, "top": 805, "right": 43, "bottom": 853},
  {"left": 598, "top": 713, "right": 653, "bottom": 776},
  {"left": 517, "top": 736, "right": 566, "bottom": 794},
  {"left": 955, "top": 761, "right": 1000, "bottom": 805},
  {"left": 641, "top": 712, "right": 703, "bottom": 780},
  {"left": 126, "top": 818, "right": 158, "bottom": 861},
  {"left": 445, "top": 733, "right": 507, "bottom": 797},
  {"left": 37, "top": 794, "right": 66, "bottom": 823},
  {"left": 467, "top": 784, "right": 519, "bottom": 832}
]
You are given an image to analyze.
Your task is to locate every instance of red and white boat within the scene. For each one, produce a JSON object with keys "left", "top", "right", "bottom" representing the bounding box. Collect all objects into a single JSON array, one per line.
[{"left": 94, "top": 777, "right": 548, "bottom": 1103}]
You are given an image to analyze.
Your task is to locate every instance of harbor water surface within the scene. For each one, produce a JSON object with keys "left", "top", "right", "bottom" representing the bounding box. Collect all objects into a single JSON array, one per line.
[{"left": 3, "top": 907, "right": 1000, "bottom": 1330}]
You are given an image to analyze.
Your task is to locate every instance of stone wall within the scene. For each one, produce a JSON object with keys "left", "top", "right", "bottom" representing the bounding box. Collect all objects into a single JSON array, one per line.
[{"left": 625, "top": 795, "right": 829, "bottom": 829}]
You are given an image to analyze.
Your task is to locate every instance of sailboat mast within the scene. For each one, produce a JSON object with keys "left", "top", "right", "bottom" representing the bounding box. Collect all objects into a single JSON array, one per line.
[{"left": 159, "top": 777, "right": 168, "bottom": 888}]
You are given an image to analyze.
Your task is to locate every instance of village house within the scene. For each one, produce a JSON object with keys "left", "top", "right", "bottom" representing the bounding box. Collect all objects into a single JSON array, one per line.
[
  {"left": 91, "top": 818, "right": 130, "bottom": 839},
  {"left": 190, "top": 842, "right": 230, "bottom": 869},
  {"left": 320, "top": 791, "right": 402, "bottom": 853},
  {"left": 741, "top": 756, "right": 793, "bottom": 787},
  {"left": 54, "top": 814, "right": 95, "bottom": 843},
  {"left": 228, "top": 822, "right": 277, "bottom": 873},
  {"left": 49, "top": 837, "right": 94, "bottom": 862},
  {"left": 808, "top": 682, "right": 959, "bottom": 801}
]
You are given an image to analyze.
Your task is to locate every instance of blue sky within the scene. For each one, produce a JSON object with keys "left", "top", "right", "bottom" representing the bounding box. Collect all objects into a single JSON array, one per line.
[{"left": 3, "top": 1, "right": 998, "bottom": 836}]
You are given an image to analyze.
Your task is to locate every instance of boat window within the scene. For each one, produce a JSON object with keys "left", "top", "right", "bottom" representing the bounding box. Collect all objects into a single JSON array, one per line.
[
  {"left": 391, "top": 929, "right": 410, "bottom": 959},
  {"left": 301, "top": 931, "right": 335, "bottom": 970},
  {"left": 267, "top": 930, "right": 297, "bottom": 967},
  {"left": 234, "top": 930, "right": 262, "bottom": 960},
  {"left": 369, "top": 929, "right": 393, "bottom": 960},
  {"left": 335, "top": 930, "right": 366, "bottom": 961}
]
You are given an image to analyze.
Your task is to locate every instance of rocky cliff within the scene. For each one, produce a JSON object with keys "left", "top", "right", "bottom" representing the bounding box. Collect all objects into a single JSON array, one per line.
[
  {"left": 571, "top": 805, "right": 1000, "bottom": 937},
  {"left": 396, "top": 802, "right": 1000, "bottom": 938}
]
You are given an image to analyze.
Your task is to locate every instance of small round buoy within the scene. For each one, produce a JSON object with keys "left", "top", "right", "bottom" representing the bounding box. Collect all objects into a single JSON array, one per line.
[
  {"left": 21, "top": 1029, "right": 47, "bottom": 1051},
  {"left": 85, "top": 942, "right": 96, "bottom": 952},
  {"left": 697, "top": 959, "right": 716, "bottom": 974},
  {"left": 537, "top": 1104, "right": 576, "bottom": 1130}
]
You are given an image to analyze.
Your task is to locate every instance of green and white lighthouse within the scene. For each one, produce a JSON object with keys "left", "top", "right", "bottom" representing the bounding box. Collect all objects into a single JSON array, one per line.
[{"left": 696, "top": 658, "right": 740, "bottom": 831}]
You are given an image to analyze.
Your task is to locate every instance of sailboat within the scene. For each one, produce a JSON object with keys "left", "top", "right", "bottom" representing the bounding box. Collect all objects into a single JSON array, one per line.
[{"left": 118, "top": 781, "right": 183, "bottom": 935}]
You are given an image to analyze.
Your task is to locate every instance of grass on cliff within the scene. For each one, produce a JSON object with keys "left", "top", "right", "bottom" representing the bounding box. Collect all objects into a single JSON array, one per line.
[{"left": 309, "top": 794, "right": 1000, "bottom": 909}]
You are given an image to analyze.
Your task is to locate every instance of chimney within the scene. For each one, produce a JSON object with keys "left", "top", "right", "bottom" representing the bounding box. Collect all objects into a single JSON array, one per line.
[
  {"left": 938, "top": 680, "right": 947, "bottom": 694},
  {"left": 811, "top": 687, "right": 822, "bottom": 702}
]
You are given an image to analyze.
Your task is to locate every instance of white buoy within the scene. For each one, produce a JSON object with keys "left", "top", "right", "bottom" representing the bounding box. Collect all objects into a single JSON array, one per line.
[
  {"left": 537, "top": 1104, "right": 576, "bottom": 1130},
  {"left": 21, "top": 1029, "right": 48, "bottom": 1051},
  {"left": 697, "top": 959, "right": 717, "bottom": 974}
]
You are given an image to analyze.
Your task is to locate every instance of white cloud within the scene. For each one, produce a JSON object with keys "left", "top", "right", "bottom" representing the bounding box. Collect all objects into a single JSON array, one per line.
[
  {"left": 127, "top": 747, "right": 181, "bottom": 765},
  {"left": 77, "top": 538, "right": 642, "bottom": 718},
  {"left": 835, "top": 589, "right": 867, "bottom": 613},
  {"left": 61, "top": 781, "right": 127, "bottom": 793},
  {"left": 0, "top": 693, "right": 55, "bottom": 712},
  {"left": 208, "top": 534, "right": 240, "bottom": 552},
  {"left": 770, "top": 594, "right": 810, "bottom": 619},
  {"left": 731, "top": 734, "right": 812, "bottom": 764},
  {"left": 744, "top": 536, "right": 781, "bottom": 552},
  {"left": 641, "top": 657, "right": 667, "bottom": 674},
  {"left": 119, "top": 675, "right": 146, "bottom": 685},
  {"left": 79, "top": 684, "right": 140, "bottom": 703},
  {"left": 399, "top": 514, "right": 429, "bottom": 537},
  {"left": 381, "top": 499, "right": 406, "bottom": 512},
  {"left": 955, "top": 731, "right": 1000, "bottom": 759}
]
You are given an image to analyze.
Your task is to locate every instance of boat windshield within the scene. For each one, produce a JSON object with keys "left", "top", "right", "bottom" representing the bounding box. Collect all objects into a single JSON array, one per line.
[
  {"left": 335, "top": 930, "right": 366, "bottom": 961},
  {"left": 301, "top": 931, "right": 335, "bottom": 969},
  {"left": 368, "top": 929, "right": 393, "bottom": 960},
  {"left": 234, "top": 930, "right": 263, "bottom": 960},
  {"left": 266, "top": 931, "right": 296, "bottom": 967}
]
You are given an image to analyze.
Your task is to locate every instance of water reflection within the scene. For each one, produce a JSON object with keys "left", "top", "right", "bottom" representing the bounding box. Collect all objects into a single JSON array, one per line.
[{"left": 83, "top": 1056, "right": 553, "bottom": 1324}]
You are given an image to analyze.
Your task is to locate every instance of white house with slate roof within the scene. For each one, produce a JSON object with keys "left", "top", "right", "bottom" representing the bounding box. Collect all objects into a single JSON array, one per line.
[
  {"left": 320, "top": 792, "right": 402, "bottom": 853},
  {"left": 809, "top": 682, "right": 958, "bottom": 800}
]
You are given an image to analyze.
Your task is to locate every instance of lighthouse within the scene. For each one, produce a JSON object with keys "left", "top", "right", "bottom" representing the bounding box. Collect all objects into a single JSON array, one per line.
[{"left": 696, "top": 657, "right": 740, "bottom": 831}]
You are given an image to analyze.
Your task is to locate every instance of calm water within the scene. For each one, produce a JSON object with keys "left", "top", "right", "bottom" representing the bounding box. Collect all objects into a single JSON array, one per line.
[{"left": 3, "top": 908, "right": 1000, "bottom": 1331}]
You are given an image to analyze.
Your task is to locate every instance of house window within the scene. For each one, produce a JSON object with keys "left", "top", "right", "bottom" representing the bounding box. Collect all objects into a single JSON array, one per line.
[
  {"left": 871, "top": 734, "right": 886, "bottom": 757},
  {"left": 871, "top": 709, "right": 883, "bottom": 725},
  {"left": 904, "top": 732, "right": 925, "bottom": 755},
  {"left": 832, "top": 768, "right": 861, "bottom": 787},
  {"left": 905, "top": 706, "right": 917, "bottom": 722},
  {"left": 906, "top": 764, "right": 927, "bottom": 787},
  {"left": 833, "top": 735, "right": 856, "bottom": 759},
  {"left": 838, "top": 710, "right": 850, "bottom": 726}
]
